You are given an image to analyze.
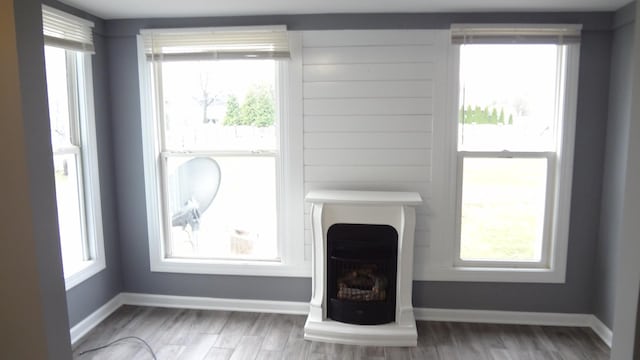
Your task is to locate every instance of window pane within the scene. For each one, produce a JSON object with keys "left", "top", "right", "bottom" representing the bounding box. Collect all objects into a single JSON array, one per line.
[
  {"left": 44, "top": 46, "right": 74, "bottom": 149},
  {"left": 159, "top": 60, "right": 277, "bottom": 152},
  {"left": 53, "top": 153, "right": 88, "bottom": 276},
  {"left": 166, "top": 155, "right": 278, "bottom": 260},
  {"left": 459, "top": 44, "right": 559, "bottom": 151},
  {"left": 460, "top": 157, "right": 547, "bottom": 262}
]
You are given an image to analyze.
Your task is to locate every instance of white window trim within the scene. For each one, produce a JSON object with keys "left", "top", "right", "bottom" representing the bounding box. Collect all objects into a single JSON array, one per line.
[
  {"left": 62, "top": 53, "right": 106, "bottom": 290},
  {"left": 421, "top": 39, "right": 579, "bottom": 283},
  {"left": 453, "top": 151, "right": 556, "bottom": 269},
  {"left": 138, "top": 31, "right": 307, "bottom": 277}
]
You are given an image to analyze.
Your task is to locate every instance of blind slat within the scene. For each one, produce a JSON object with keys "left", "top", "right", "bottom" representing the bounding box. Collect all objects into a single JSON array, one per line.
[
  {"left": 141, "top": 26, "right": 290, "bottom": 60},
  {"left": 451, "top": 24, "right": 582, "bottom": 45},
  {"left": 42, "top": 5, "right": 94, "bottom": 53}
]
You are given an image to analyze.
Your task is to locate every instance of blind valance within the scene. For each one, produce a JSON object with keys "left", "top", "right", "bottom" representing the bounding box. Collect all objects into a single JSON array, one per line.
[
  {"left": 451, "top": 24, "right": 582, "bottom": 45},
  {"left": 141, "top": 26, "right": 290, "bottom": 61},
  {"left": 42, "top": 5, "right": 94, "bottom": 53}
]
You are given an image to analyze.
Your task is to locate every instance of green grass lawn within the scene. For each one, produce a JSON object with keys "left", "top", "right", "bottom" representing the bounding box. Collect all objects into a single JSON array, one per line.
[{"left": 460, "top": 157, "right": 547, "bottom": 262}]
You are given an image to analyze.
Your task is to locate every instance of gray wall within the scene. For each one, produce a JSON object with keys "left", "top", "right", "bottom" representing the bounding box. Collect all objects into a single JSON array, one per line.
[
  {"left": 42, "top": 0, "right": 124, "bottom": 328},
  {"left": 13, "top": 0, "right": 72, "bottom": 357},
  {"left": 106, "top": 13, "right": 613, "bottom": 314},
  {"left": 593, "top": 2, "right": 635, "bottom": 328}
]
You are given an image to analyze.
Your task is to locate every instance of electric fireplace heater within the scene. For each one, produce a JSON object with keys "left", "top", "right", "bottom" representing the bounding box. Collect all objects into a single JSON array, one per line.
[{"left": 304, "top": 190, "right": 421, "bottom": 346}]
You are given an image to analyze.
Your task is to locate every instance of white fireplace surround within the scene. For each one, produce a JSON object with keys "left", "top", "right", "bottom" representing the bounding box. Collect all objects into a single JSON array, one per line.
[{"left": 304, "top": 190, "right": 422, "bottom": 346}]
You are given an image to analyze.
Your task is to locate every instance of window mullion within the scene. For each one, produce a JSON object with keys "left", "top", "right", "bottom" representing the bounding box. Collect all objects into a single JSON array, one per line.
[
  {"left": 456, "top": 152, "right": 554, "bottom": 267},
  {"left": 153, "top": 60, "right": 168, "bottom": 152},
  {"left": 158, "top": 153, "right": 173, "bottom": 258},
  {"left": 540, "top": 152, "right": 557, "bottom": 267},
  {"left": 66, "top": 51, "right": 82, "bottom": 147},
  {"left": 74, "top": 150, "right": 91, "bottom": 261}
]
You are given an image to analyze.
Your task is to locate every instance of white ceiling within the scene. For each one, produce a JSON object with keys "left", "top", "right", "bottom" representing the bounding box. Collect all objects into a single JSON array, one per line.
[{"left": 61, "top": 0, "right": 630, "bottom": 20}]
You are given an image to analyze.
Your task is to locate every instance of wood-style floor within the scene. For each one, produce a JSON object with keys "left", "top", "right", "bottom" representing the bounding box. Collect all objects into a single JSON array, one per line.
[{"left": 72, "top": 305, "right": 610, "bottom": 360}]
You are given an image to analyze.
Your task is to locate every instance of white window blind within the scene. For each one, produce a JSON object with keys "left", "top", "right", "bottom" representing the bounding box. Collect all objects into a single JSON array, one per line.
[
  {"left": 42, "top": 5, "right": 94, "bottom": 53},
  {"left": 451, "top": 24, "right": 582, "bottom": 45},
  {"left": 141, "top": 26, "right": 290, "bottom": 61}
]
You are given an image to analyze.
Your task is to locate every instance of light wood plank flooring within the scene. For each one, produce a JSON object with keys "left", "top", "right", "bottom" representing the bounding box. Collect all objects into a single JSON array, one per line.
[{"left": 72, "top": 305, "right": 610, "bottom": 359}]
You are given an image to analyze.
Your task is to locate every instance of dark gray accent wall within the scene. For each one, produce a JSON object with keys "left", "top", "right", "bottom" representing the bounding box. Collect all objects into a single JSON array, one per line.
[
  {"left": 41, "top": 0, "right": 124, "bottom": 328},
  {"left": 13, "top": 0, "right": 72, "bottom": 357},
  {"left": 107, "top": 13, "right": 612, "bottom": 313},
  {"left": 594, "top": 2, "right": 635, "bottom": 329}
]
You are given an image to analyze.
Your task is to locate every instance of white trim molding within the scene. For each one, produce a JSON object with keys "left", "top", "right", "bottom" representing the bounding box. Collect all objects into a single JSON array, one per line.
[
  {"left": 69, "top": 294, "right": 124, "bottom": 345},
  {"left": 413, "top": 308, "right": 612, "bottom": 348},
  {"left": 137, "top": 31, "right": 307, "bottom": 278},
  {"left": 423, "top": 35, "right": 580, "bottom": 284},
  {"left": 70, "top": 293, "right": 612, "bottom": 349},
  {"left": 119, "top": 292, "right": 309, "bottom": 315},
  {"left": 414, "top": 307, "right": 586, "bottom": 326},
  {"left": 589, "top": 315, "right": 613, "bottom": 348}
]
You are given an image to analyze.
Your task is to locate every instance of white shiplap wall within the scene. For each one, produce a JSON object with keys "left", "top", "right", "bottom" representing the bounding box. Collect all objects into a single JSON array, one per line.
[{"left": 301, "top": 30, "right": 449, "bottom": 274}]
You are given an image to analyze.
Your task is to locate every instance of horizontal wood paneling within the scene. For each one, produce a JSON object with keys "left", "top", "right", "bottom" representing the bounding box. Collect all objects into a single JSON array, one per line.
[
  {"left": 304, "top": 63, "right": 434, "bottom": 82},
  {"left": 303, "top": 30, "right": 437, "bottom": 47},
  {"left": 304, "top": 115, "right": 432, "bottom": 132},
  {"left": 304, "top": 149, "right": 431, "bottom": 166},
  {"left": 304, "top": 133, "right": 431, "bottom": 149},
  {"left": 303, "top": 46, "right": 436, "bottom": 64},
  {"left": 302, "top": 30, "right": 444, "bottom": 262},
  {"left": 413, "top": 245, "right": 431, "bottom": 264},
  {"left": 304, "top": 165, "right": 431, "bottom": 182},
  {"left": 304, "top": 98, "right": 432, "bottom": 115},
  {"left": 304, "top": 80, "right": 433, "bottom": 99}
]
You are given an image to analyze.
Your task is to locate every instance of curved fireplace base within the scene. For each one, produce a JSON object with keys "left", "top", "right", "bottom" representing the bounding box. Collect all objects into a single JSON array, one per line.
[{"left": 304, "top": 315, "right": 417, "bottom": 347}]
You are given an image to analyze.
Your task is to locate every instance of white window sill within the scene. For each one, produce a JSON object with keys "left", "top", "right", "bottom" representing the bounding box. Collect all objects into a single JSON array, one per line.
[
  {"left": 415, "top": 265, "right": 566, "bottom": 283},
  {"left": 151, "top": 257, "right": 311, "bottom": 277},
  {"left": 64, "top": 258, "right": 106, "bottom": 290}
]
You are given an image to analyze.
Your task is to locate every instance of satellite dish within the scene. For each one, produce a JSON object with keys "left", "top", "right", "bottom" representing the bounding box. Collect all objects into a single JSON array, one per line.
[{"left": 169, "top": 157, "right": 221, "bottom": 231}]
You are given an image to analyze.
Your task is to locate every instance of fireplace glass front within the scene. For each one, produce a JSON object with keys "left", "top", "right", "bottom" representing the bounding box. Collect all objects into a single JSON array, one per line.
[{"left": 327, "top": 223, "right": 398, "bottom": 325}]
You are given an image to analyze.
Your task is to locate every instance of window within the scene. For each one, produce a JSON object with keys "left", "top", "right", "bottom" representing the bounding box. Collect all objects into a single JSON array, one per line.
[
  {"left": 42, "top": 6, "right": 104, "bottom": 289},
  {"left": 139, "top": 27, "right": 305, "bottom": 276},
  {"left": 419, "top": 25, "right": 579, "bottom": 282},
  {"left": 452, "top": 25, "right": 580, "bottom": 277}
]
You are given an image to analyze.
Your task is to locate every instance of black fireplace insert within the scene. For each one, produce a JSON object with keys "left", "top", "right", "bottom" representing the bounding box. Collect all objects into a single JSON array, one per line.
[{"left": 327, "top": 223, "right": 398, "bottom": 325}]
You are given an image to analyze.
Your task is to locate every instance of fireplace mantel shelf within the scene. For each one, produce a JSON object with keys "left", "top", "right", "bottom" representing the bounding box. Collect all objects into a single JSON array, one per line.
[{"left": 305, "top": 190, "right": 422, "bottom": 206}]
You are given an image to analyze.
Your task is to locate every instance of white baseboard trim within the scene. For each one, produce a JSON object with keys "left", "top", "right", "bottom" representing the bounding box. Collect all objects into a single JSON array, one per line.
[
  {"left": 413, "top": 308, "right": 612, "bottom": 348},
  {"left": 414, "top": 307, "right": 589, "bottom": 327},
  {"left": 589, "top": 315, "right": 613, "bottom": 347},
  {"left": 119, "top": 292, "right": 309, "bottom": 315},
  {"left": 69, "top": 293, "right": 613, "bottom": 349},
  {"left": 69, "top": 293, "right": 124, "bottom": 345}
]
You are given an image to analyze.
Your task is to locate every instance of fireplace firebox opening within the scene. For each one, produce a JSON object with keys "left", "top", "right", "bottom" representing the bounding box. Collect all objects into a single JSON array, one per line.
[{"left": 327, "top": 223, "right": 398, "bottom": 325}]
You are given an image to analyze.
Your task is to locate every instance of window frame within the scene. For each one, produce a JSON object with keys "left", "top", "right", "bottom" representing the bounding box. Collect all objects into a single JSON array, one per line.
[
  {"left": 44, "top": 45, "right": 106, "bottom": 290},
  {"left": 423, "top": 35, "right": 579, "bottom": 283},
  {"left": 454, "top": 151, "right": 556, "bottom": 268},
  {"left": 137, "top": 31, "right": 307, "bottom": 277}
]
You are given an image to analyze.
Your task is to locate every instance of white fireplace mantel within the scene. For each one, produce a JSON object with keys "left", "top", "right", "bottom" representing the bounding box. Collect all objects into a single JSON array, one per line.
[{"left": 304, "top": 190, "right": 422, "bottom": 347}]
